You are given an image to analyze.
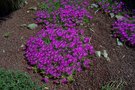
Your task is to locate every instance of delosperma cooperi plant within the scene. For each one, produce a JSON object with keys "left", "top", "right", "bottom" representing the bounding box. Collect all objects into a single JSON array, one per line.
[
  {"left": 36, "top": 5, "right": 93, "bottom": 28},
  {"left": 25, "top": 0, "right": 95, "bottom": 84},
  {"left": 113, "top": 15, "right": 135, "bottom": 46},
  {"left": 25, "top": 27, "right": 95, "bottom": 83},
  {"left": 25, "top": 0, "right": 135, "bottom": 84},
  {"left": 97, "top": 0, "right": 125, "bottom": 14}
]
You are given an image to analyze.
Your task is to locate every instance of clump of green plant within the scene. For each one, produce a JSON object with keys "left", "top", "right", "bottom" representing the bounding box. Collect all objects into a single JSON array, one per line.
[
  {"left": 0, "top": 68, "right": 41, "bottom": 90},
  {"left": 38, "top": 0, "right": 61, "bottom": 13},
  {"left": 0, "top": 0, "right": 26, "bottom": 16},
  {"left": 101, "top": 80, "right": 126, "bottom": 90}
]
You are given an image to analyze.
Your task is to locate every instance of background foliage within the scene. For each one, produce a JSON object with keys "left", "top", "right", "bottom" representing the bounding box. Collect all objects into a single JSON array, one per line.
[
  {"left": 0, "top": 0, "right": 26, "bottom": 16},
  {"left": 0, "top": 68, "right": 42, "bottom": 90}
]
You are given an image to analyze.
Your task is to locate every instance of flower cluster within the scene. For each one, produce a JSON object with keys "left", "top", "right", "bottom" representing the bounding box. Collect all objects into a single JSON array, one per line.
[
  {"left": 113, "top": 15, "right": 135, "bottom": 46},
  {"left": 36, "top": 4, "right": 92, "bottom": 28},
  {"left": 26, "top": 27, "right": 94, "bottom": 83},
  {"left": 26, "top": 0, "right": 94, "bottom": 84},
  {"left": 95, "top": 0, "right": 135, "bottom": 47},
  {"left": 97, "top": 0, "right": 124, "bottom": 14}
]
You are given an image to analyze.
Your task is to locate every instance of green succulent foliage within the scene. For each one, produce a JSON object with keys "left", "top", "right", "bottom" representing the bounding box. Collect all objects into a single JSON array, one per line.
[
  {"left": 42, "top": 38, "right": 51, "bottom": 44},
  {"left": 39, "top": 3, "right": 48, "bottom": 10},
  {"left": 54, "top": 1, "right": 61, "bottom": 10},
  {"left": 83, "top": 16, "right": 90, "bottom": 23},
  {"left": 0, "top": 69, "right": 42, "bottom": 90},
  {"left": 38, "top": 0, "right": 61, "bottom": 12}
]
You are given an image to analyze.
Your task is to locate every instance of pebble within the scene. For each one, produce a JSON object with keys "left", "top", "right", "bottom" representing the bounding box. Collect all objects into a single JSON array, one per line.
[{"left": 2, "top": 50, "right": 5, "bottom": 53}]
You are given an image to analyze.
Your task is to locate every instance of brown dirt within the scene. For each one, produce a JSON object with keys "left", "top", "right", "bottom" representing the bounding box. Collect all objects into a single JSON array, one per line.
[
  {"left": 0, "top": 0, "right": 43, "bottom": 86},
  {"left": 0, "top": 0, "right": 135, "bottom": 90}
]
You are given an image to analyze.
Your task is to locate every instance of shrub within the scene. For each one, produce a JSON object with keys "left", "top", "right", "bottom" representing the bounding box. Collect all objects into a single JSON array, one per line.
[
  {"left": 0, "top": 68, "right": 41, "bottom": 90},
  {"left": 122, "top": 0, "right": 135, "bottom": 11},
  {"left": 0, "top": 0, "right": 26, "bottom": 16}
]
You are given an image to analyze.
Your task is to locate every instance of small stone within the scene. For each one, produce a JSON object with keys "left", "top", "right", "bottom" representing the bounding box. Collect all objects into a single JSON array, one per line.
[
  {"left": 80, "top": 23, "right": 83, "bottom": 26},
  {"left": 27, "top": 23, "right": 38, "bottom": 30},
  {"left": 3, "top": 32, "right": 10, "bottom": 38},
  {"left": 116, "top": 38, "right": 123, "bottom": 46},
  {"left": 95, "top": 51, "right": 101, "bottom": 57},
  {"left": 20, "top": 36, "right": 24, "bottom": 40},
  {"left": 20, "top": 24, "right": 27, "bottom": 27},
  {"left": 115, "top": 15, "right": 124, "bottom": 20},
  {"left": 24, "top": 1, "right": 28, "bottom": 5},
  {"left": 91, "top": 3, "right": 99, "bottom": 8},
  {"left": 2, "top": 50, "right": 5, "bottom": 53},
  {"left": 20, "top": 44, "right": 25, "bottom": 48},
  {"left": 27, "top": 11, "right": 30, "bottom": 13},
  {"left": 102, "top": 50, "right": 110, "bottom": 62},
  {"left": 28, "top": 6, "right": 37, "bottom": 11},
  {"left": 110, "top": 13, "right": 115, "bottom": 18}
]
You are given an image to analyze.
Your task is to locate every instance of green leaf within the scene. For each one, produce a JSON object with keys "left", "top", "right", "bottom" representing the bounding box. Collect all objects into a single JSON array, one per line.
[
  {"left": 39, "top": 3, "right": 48, "bottom": 10},
  {"left": 42, "top": 38, "right": 51, "bottom": 44},
  {"left": 83, "top": 16, "right": 90, "bottom": 23},
  {"left": 54, "top": 2, "right": 61, "bottom": 10},
  {"left": 67, "top": 75, "right": 74, "bottom": 82}
]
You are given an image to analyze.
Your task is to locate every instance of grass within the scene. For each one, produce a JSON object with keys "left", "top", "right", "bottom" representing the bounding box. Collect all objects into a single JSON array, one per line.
[{"left": 101, "top": 80, "right": 126, "bottom": 90}]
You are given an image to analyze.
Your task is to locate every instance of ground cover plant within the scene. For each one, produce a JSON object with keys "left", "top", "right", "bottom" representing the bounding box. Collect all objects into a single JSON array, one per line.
[
  {"left": 113, "top": 15, "right": 135, "bottom": 46},
  {"left": 93, "top": 0, "right": 135, "bottom": 47},
  {"left": 25, "top": 0, "right": 95, "bottom": 84},
  {"left": 93, "top": 0, "right": 125, "bottom": 14},
  {"left": 0, "top": 68, "right": 41, "bottom": 90}
]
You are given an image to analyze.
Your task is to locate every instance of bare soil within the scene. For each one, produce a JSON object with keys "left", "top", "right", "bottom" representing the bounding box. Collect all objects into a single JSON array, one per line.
[{"left": 0, "top": 0, "right": 135, "bottom": 90}]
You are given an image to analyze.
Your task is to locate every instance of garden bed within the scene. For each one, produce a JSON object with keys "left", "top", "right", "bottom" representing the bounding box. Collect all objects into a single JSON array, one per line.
[{"left": 0, "top": 0, "right": 135, "bottom": 90}]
